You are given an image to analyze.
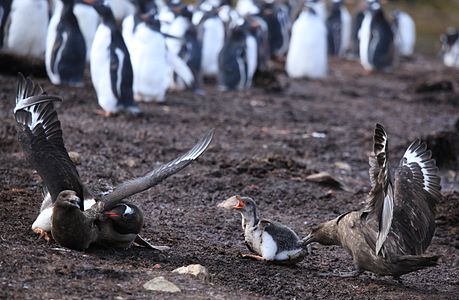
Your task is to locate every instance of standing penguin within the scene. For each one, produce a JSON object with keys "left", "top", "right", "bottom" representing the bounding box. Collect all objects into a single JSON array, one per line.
[
  {"left": 286, "top": 4, "right": 327, "bottom": 79},
  {"left": 130, "top": 12, "right": 193, "bottom": 102},
  {"left": 258, "top": 0, "right": 290, "bottom": 59},
  {"left": 359, "top": 0, "right": 394, "bottom": 71},
  {"left": 46, "top": 0, "right": 86, "bottom": 86},
  {"left": 392, "top": 10, "right": 415, "bottom": 58},
  {"left": 326, "top": 0, "right": 351, "bottom": 57},
  {"left": 87, "top": 0, "right": 140, "bottom": 116},
  {"left": 4, "top": 0, "right": 48, "bottom": 58},
  {"left": 218, "top": 22, "right": 250, "bottom": 90}
]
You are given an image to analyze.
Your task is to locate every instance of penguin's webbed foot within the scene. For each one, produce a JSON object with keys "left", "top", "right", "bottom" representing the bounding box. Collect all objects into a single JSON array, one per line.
[
  {"left": 33, "top": 228, "right": 51, "bottom": 242},
  {"left": 95, "top": 109, "right": 115, "bottom": 117},
  {"left": 239, "top": 252, "right": 265, "bottom": 261}
]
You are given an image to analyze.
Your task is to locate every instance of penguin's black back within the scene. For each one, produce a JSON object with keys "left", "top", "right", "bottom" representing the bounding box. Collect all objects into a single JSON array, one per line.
[
  {"left": 369, "top": 10, "right": 394, "bottom": 70},
  {"left": 327, "top": 4, "right": 342, "bottom": 55},
  {"left": 352, "top": 10, "right": 364, "bottom": 55},
  {"left": 109, "top": 28, "right": 136, "bottom": 108},
  {"left": 52, "top": 5, "right": 86, "bottom": 85},
  {"left": 218, "top": 30, "right": 247, "bottom": 90},
  {"left": 259, "top": 3, "right": 286, "bottom": 57}
]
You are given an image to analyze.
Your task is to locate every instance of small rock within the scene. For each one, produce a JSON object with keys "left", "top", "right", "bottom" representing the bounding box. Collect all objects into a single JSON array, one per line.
[
  {"left": 124, "top": 158, "right": 136, "bottom": 168},
  {"left": 143, "top": 276, "right": 180, "bottom": 293},
  {"left": 172, "top": 264, "right": 210, "bottom": 282},
  {"left": 306, "top": 172, "right": 353, "bottom": 193},
  {"left": 68, "top": 151, "right": 81, "bottom": 165}
]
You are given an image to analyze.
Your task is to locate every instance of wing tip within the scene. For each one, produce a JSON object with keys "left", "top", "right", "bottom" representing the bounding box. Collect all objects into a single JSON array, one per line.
[{"left": 14, "top": 75, "right": 62, "bottom": 113}]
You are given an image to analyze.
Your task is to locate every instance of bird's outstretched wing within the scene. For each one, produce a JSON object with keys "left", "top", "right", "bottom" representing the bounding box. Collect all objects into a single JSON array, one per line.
[
  {"left": 363, "top": 123, "right": 394, "bottom": 255},
  {"left": 14, "top": 74, "right": 84, "bottom": 208},
  {"left": 391, "top": 139, "right": 441, "bottom": 255},
  {"left": 100, "top": 129, "right": 214, "bottom": 209}
]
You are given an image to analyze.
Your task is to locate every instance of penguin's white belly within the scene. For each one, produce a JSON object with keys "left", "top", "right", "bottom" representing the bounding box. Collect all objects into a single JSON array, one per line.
[
  {"left": 340, "top": 7, "right": 352, "bottom": 56},
  {"left": 132, "top": 27, "right": 169, "bottom": 102},
  {"left": 32, "top": 206, "right": 53, "bottom": 232},
  {"left": 274, "top": 248, "right": 303, "bottom": 261},
  {"left": 260, "top": 231, "right": 278, "bottom": 260},
  {"left": 166, "top": 16, "right": 189, "bottom": 55},
  {"left": 201, "top": 17, "right": 225, "bottom": 76},
  {"left": 359, "top": 13, "right": 373, "bottom": 70},
  {"left": 91, "top": 25, "right": 119, "bottom": 113},
  {"left": 246, "top": 35, "right": 258, "bottom": 87},
  {"left": 121, "top": 15, "right": 135, "bottom": 54},
  {"left": 7, "top": 0, "right": 48, "bottom": 58},
  {"left": 396, "top": 13, "right": 415, "bottom": 56},
  {"left": 286, "top": 12, "right": 327, "bottom": 79},
  {"left": 74, "top": 4, "right": 99, "bottom": 62}
]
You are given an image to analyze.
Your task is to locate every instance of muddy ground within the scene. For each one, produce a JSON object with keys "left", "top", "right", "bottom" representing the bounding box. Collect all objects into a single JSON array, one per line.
[{"left": 0, "top": 55, "right": 458, "bottom": 299}]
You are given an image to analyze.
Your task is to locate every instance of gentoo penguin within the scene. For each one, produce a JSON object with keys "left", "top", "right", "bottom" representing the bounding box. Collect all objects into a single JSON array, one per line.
[
  {"left": 351, "top": 9, "right": 365, "bottom": 57},
  {"left": 14, "top": 74, "right": 214, "bottom": 250},
  {"left": 45, "top": 0, "right": 86, "bottom": 86},
  {"left": 257, "top": 0, "right": 290, "bottom": 59},
  {"left": 392, "top": 10, "right": 415, "bottom": 58},
  {"left": 74, "top": 0, "right": 100, "bottom": 62},
  {"left": 177, "top": 25, "right": 203, "bottom": 92},
  {"left": 130, "top": 12, "right": 194, "bottom": 102},
  {"left": 326, "top": 0, "right": 351, "bottom": 57},
  {"left": 4, "top": 0, "right": 48, "bottom": 59},
  {"left": 218, "top": 196, "right": 309, "bottom": 264},
  {"left": 198, "top": 9, "right": 226, "bottom": 78},
  {"left": 218, "top": 21, "right": 252, "bottom": 90},
  {"left": 303, "top": 124, "right": 441, "bottom": 277},
  {"left": 359, "top": 0, "right": 394, "bottom": 71},
  {"left": 286, "top": 4, "right": 327, "bottom": 79},
  {"left": 87, "top": 0, "right": 140, "bottom": 116},
  {"left": 440, "top": 27, "right": 459, "bottom": 69}
]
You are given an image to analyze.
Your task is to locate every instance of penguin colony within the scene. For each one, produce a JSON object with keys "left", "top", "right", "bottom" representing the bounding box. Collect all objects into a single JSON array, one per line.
[
  {"left": 0, "top": 0, "right": 452, "bottom": 283},
  {"left": 1, "top": 0, "right": 427, "bottom": 114}
]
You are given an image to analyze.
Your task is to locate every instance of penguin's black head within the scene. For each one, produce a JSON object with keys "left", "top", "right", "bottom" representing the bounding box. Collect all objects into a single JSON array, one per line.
[
  {"left": 104, "top": 204, "right": 144, "bottom": 234},
  {"left": 55, "top": 190, "right": 83, "bottom": 211},
  {"left": 440, "top": 27, "right": 459, "bottom": 48}
]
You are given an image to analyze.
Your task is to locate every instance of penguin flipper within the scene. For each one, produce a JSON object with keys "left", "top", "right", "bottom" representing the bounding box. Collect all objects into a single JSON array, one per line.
[{"left": 167, "top": 50, "right": 194, "bottom": 87}]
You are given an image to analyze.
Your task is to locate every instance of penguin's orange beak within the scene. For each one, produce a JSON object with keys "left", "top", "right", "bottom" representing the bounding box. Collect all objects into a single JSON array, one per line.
[{"left": 234, "top": 195, "right": 245, "bottom": 209}]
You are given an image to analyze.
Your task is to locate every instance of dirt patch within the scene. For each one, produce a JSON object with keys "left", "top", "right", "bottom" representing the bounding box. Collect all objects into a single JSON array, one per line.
[{"left": 0, "top": 54, "right": 458, "bottom": 299}]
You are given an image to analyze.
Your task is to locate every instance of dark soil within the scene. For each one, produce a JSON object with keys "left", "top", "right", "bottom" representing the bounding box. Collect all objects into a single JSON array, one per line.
[{"left": 1, "top": 55, "right": 458, "bottom": 299}]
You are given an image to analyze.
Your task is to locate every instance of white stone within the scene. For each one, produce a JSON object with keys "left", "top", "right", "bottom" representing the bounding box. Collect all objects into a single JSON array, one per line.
[{"left": 143, "top": 276, "right": 181, "bottom": 293}]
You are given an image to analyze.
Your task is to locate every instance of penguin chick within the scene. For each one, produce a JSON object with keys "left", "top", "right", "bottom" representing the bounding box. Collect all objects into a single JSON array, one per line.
[
  {"left": 218, "top": 195, "right": 307, "bottom": 264},
  {"left": 303, "top": 124, "right": 441, "bottom": 278}
]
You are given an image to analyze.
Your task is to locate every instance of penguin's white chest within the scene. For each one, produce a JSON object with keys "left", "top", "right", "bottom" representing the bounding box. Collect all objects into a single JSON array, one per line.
[
  {"left": 131, "top": 25, "right": 169, "bottom": 102},
  {"left": 286, "top": 11, "right": 327, "bottom": 79},
  {"left": 7, "top": 0, "right": 48, "bottom": 58},
  {"left": 201, "top": 17, "right": 225, "bottom": 76},
  {"left": 359, "top": 12, "right": 373, "bottom": 70},
  {"left": 74, "top": 3, "right": 99, "bottom": 62},
  {"left": 244, "top": 226, "right": 277, "bottom": 260},
  {"left": 90, "top": 25, "right": 119, "bottom": 113}
]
